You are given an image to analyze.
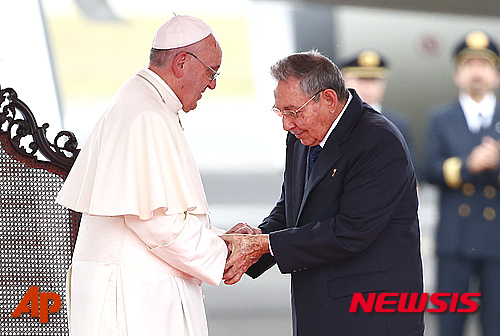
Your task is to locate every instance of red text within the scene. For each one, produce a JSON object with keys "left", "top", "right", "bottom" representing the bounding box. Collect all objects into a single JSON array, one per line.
[
  {"left": 10, "top": 286, "right": 61, "bottom": 323},
  {"left": 349, "top": 293, "right": 480, "bottom": 313}
]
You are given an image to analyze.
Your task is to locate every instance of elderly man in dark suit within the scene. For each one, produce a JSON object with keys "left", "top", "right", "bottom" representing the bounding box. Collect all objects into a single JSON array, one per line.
[
  {"left": 426, "top": 31, "right": 500, "bottom": 336},
  {"left": 221, "top": 50, "right": 424, "bottom": 336}
]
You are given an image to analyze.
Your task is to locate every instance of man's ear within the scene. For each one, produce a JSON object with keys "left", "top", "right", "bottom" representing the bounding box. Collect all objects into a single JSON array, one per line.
[
  {"left": 323, "top": 89, "right": 339, "bottom": 111},
  {"left": 172, "top": 52, "right": 187, "bottom": 78}
]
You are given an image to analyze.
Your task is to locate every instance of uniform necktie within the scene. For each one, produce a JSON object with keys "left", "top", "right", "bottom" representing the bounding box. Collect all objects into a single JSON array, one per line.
[
  {"left": 307, "top": 145, "right": 322, "bottom": 177},
  {"left": 479, "top": 112, "right": 489, "bottom": 130}
]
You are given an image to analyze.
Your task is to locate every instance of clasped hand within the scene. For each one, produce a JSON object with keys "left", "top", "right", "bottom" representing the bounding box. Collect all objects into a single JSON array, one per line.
[
  {"left": 467, "top": 136, "right": 500, "bottom": 174},
  {"left": 220, "top": 222, "right": 269, "bottom": 285}
]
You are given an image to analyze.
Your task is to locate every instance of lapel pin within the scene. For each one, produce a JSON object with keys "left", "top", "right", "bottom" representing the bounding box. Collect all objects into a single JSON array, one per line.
[{"left": 332, "top": 168, "right": 337, "bottom": 177}]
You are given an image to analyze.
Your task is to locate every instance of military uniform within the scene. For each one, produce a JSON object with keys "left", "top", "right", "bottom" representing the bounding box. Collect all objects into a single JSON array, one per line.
[
  {"left": 341, "top": 50, "right": 414, "bottom": 168},
  {"left": 425, "top": 30, "right": 500, "bottom": 336}
]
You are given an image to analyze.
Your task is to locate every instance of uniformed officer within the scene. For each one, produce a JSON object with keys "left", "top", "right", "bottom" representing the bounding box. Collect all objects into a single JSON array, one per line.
[
  {"left": 425, "top": 30, "right": 500, "bottom": 336},
  {"left": 341, "top": 50, "right": 413, "bottom": 157}
]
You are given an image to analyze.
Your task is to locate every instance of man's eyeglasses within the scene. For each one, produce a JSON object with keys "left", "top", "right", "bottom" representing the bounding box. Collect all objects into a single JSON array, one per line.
[
  {"left": 272, "top": 89, "right": 325, "bottom": 118},
  {"left": 186, "top": 52, "right": 220, "bottom": 81}
]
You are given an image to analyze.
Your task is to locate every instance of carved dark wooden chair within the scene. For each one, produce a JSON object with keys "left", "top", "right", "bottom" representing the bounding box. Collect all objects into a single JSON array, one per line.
[{"left": 0, "top": 87, "right": 80, "bottom": 335}]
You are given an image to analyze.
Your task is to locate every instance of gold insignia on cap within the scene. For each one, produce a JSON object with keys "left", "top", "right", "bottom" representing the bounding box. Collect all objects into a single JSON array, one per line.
[
  {"left": 466, "top": 31, "right": 489, "bottom": 50},
  {"left": 358, "top": 50, "right": 381, "bottom": 67}
]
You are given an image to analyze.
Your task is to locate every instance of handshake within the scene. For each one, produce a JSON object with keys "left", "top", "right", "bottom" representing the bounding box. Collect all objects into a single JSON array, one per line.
[{"left": 219, "top": 222, "right": 270, "bottom": 285}]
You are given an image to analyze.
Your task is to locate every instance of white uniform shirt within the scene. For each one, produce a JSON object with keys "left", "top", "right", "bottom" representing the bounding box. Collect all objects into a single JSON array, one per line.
[{"left": 459, "top": 92, "right": 496, "bottom": 133}]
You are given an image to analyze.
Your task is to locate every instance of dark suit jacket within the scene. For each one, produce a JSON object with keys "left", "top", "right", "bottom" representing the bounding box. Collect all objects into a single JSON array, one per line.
[
  {"left": 380, "top": 108, "right": 421, "bottom": 180},
  {"left": 248, "top": 90, "right": 424, "bottom": 336},
  {"left": 426, "top": 99, "right": 500, "bottom": 259},
  {"left": 381, "top": 108, "right": 412, "bottom": 153}
]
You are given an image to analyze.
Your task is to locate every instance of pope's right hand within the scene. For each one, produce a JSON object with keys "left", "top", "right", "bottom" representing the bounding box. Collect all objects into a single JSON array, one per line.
[{"left": 226, "top": 222, "right": 262, "bottom": 235}]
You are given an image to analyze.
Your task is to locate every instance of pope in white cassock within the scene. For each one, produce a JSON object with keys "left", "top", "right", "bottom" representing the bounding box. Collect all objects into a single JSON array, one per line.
[{"left": 57, "top": 15, "right": 228, "bottom": 336}]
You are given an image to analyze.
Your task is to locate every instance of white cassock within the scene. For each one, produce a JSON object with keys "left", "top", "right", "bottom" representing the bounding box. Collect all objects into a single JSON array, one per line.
[{"left": 57, "top": 68, "right": 227, "bottom": 336}]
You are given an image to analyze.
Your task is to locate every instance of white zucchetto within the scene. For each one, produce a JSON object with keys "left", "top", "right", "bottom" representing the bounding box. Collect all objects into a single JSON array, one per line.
[{"left": 152, "top": 15, "right": 213, "bottom": 50}]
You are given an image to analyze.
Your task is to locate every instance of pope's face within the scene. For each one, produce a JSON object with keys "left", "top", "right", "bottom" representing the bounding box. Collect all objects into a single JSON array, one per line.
[
  {"left": 274, "top": 77, "right": 334, "bottom": 147},
  {"left": 454, "top": 57, "right": 500, "bottom": 98},
  {"left": 181, "top": 36, "right": 222, "bottom": 112}
]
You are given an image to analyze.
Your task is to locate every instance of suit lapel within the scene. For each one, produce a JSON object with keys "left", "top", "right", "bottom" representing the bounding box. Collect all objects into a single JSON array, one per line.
[
  {"left": 455, "top": 101, "right": 473, "bottom": 134},
  {"left": 454, "top": 100, "right": 486, "bottom": 146},
  {"left": 291, "top": 141, "right": 307, "bottom": 227},
  {"left": 489, "top": 101, "right": 500, "bottom": 138},
  {"left": 296, "top": 140, "right": 342, "bottom": 222},
  {"left": 294, "top": 89, "right": 364, "bottom": 227}
]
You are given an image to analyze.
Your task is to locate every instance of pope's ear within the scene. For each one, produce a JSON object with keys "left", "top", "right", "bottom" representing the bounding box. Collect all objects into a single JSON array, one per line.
[{"left": 172, "top": 52, "right": 187, "bottom": 78}]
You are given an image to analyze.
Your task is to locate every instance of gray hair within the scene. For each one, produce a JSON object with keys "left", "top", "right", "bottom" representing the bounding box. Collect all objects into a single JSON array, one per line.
[
  {"left": 149, "top": 48, "right": 172, "bottom": 67},
  {"left": 149, "top": 39, "right": 206, "bottom": 67},
  {"left": 270, "top": 50, "right": 348, "bottom": 101}
]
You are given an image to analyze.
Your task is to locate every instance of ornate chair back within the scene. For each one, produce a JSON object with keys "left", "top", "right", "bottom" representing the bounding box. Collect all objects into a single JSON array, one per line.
[{"left": 0, "top": 87, "right": 80, "bottom": 335}]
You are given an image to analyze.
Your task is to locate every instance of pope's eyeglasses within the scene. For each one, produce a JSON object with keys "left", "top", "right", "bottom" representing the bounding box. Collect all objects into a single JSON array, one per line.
[
  {"left": 272, "top": 89, "right": 325, "bottom": 118},
  {"left": 186, "top": 52, "right": 220, "bottom": 81}
]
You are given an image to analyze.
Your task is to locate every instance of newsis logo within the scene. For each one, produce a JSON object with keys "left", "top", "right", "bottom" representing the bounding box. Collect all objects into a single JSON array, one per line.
[{"left": 349, "top": 293, "right": 481, "bottom": 313}]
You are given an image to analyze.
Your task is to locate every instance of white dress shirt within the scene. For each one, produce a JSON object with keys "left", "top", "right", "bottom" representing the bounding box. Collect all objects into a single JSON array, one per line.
[{"left": 459, "top": 92, "right": 496, "bottom": 133}]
